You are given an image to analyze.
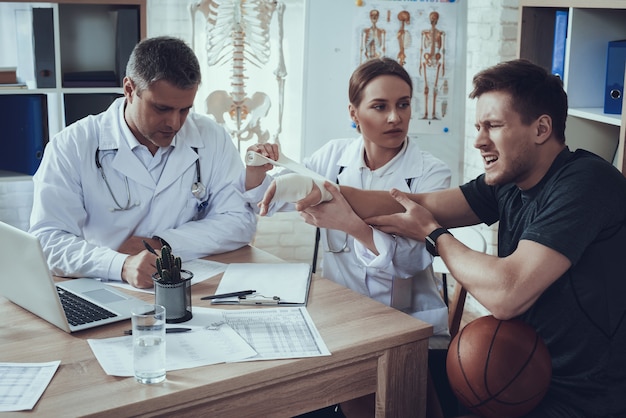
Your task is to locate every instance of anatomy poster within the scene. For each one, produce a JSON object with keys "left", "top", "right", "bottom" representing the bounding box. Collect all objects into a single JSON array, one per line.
[{"left": 353, "top": 0, "right": 459, "bottom": 135}]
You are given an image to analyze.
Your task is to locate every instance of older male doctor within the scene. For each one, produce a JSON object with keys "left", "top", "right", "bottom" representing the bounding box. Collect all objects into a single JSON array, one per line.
[{"left": 29, "top": 36, "right": 256, "bottom": 288}]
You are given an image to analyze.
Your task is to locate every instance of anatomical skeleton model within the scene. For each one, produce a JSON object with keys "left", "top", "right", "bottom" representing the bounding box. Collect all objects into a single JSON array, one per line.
[
  {"left": 396, "top": 10, "right": 411, "bottom": 66},
  {"left": 419, "top": 11, "right": 445, "bottom": 120},
  {"left": 360, "top": 9, "right": 386, "bottom": 64},
  {"left": 189, "top": 0, "right": 287, "bottom": 148}
]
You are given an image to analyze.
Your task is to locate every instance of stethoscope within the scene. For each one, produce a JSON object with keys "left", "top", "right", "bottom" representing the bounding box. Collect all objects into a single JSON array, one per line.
[
  {"left": 95, "top": 147, "right": 206, "bottom": 212},
  {"left": 325, "top": 229, "right": 350, "bottom": 253}
]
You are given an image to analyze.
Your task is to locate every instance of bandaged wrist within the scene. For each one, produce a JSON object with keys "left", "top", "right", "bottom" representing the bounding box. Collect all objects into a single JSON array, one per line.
[{"left": 274, "top": 173, "right": 338, "bottom": 205}]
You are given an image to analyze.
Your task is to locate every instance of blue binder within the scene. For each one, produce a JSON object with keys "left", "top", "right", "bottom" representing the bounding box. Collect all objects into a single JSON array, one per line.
[
  {"left": 0, "top": 95, "right": 48, "bottom": 175},
  {"left": 551, "top": 10, "right": 568, "bottom": 81},
  {"left": 604, "top": 40, "right": 626, "bottom": 115}
]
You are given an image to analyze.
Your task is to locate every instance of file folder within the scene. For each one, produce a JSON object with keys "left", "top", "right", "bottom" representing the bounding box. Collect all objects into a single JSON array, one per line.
[
  {"left": 0, "top": 94, "right": 48, "bottom": 175},
  {"left": 604, "top": 40, "right": 626, "bottom": 115},
  {"left": 32, "top": 8, "right": 56, "bottom": 89},
  {"left": 551, "top": 10, "right": 568, "bottom": 81},
  {"left": 115, "top": 8, "right": 140, "bottom": 86}
]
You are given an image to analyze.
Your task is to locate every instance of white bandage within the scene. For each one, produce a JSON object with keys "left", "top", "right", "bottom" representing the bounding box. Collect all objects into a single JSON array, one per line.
[
  {"left": 246, "top": 150, "right": 328, "bottom": 183},
  {"left": 274, "top": 173, "right": 337, "bottom": 205},
  {"left": 247, "top": 150, "right": 338, "bottom": 204}
]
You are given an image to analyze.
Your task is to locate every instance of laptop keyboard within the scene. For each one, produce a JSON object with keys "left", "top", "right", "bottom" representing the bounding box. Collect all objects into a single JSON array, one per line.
[{"left": 57, "top": 287, "right": 118, "bottom": 326}]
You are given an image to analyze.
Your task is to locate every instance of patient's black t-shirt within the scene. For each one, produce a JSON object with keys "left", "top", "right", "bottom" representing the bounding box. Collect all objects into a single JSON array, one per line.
[{"left": 460, "top": 148, "right": 626, "bottom": 418}]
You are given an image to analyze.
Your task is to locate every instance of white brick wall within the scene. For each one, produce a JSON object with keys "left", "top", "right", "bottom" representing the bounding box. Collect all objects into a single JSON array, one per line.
[{"left": 0, "top": 172, "right": 33, "bottom": 231}]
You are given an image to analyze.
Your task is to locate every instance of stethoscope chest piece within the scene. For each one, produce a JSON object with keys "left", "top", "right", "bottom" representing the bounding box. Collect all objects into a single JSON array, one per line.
[{"left": 191, "top": 181, "right": 206, "bottom": 199}]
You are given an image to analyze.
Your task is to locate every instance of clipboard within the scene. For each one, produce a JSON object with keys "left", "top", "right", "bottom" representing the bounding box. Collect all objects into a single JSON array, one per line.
[{"left": 210, "top": 263, "right": 312, "bottom": 306}]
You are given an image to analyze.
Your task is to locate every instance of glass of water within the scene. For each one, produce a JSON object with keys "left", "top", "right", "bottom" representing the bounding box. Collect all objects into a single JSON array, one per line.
[{"left": 131, "top": 304, "right": 166, "bottom": 384}]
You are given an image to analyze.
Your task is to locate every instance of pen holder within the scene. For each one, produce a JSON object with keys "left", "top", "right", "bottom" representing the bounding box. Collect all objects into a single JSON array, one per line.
[{"left": 152, "top": 270, "right": 193, "bottom": 323}]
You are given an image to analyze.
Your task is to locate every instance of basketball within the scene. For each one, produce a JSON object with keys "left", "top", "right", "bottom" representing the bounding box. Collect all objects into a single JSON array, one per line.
[{"left": 446, "top": 315, "right": 552, "bottom": 418}]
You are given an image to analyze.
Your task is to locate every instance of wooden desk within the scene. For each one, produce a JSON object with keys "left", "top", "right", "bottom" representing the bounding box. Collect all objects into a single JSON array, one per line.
[{"left": 0, "top": 246, "right": 432, "bottom": 417}]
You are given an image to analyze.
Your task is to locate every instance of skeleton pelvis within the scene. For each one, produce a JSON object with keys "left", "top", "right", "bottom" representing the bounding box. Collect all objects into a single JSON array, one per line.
[{"left": 206, "top": 90, "right": 271, "bottom": 124}]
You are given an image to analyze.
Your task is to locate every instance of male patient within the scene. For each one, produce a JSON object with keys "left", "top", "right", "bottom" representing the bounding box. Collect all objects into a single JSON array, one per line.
[
  {"left": 30, "top": 36, "right": 255, "bottom": 289},
  {"left": 261, "top": 59, "right": 626, "bottom": 417}
]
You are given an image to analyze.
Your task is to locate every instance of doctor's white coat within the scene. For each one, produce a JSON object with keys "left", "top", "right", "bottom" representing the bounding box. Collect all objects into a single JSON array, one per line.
[
  {"left": 30, "top": 98, "right": 256, "bottom": 281},
  {"left": 242, "top": 137, "right": 451, "bottom": 337}
]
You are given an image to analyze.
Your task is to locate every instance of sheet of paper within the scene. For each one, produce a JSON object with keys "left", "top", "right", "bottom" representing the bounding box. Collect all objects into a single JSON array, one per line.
[
  {"left": 0, "top": 361, "right": 61, "bottom": 412},
  {"left": 189, "top": 306, "right": 330, "bottom": 360},
  {"left": 88, "top": 306, "right": 330, "bottom": 377},
  {"left": 105, "top": 258, "right": 227, "bottom": 294},
  {"left": 87, "top": 323, "right": 256, "bottom": 377},
  {"left": 211, "top": 263, "right": 311, "bottom": 305}
]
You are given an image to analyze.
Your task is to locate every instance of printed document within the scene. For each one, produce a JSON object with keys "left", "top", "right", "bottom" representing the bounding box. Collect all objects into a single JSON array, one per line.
[
  {"left": 88, "top": 306, "right": 330, "bottom": 377},
  {"left": 0, "top": 361, "right": 60, "bottom": 411}
]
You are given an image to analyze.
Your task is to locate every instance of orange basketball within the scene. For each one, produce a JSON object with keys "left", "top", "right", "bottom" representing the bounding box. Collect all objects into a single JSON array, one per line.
[{"left": 446, "top": 315, "right": 552, "bottom": 418}]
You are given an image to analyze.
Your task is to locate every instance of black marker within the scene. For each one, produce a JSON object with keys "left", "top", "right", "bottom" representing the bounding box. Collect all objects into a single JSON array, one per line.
[
  {"left": 201, "top": 289, "right": 256, "bottom": 300},
  {"left": 124, "top": 327, "right": 192, "bottom": 335}
]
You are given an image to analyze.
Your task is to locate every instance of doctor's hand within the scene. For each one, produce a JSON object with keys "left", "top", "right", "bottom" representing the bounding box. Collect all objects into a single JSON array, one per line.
[
  {"left": 245, "top": 143, "right": 280, "bottom": 191},
  {"left": 300, "top": 183, "right": 353, "bottom": 231},
  {"left": 365, "top": 188, "right": 439, "bottom": 241},
  {"left": 118, "top": 236, "right": 161, "bottom": 256},
  {"left": 301, "top": 183, "right": 379, "bottom": 254},
  {"left": 121, "top": 251, "right": 157, "bottom": 289}
]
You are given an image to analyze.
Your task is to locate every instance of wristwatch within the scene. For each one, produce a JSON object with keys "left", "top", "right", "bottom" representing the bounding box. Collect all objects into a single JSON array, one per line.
[{"left": 425, "top": 228, "right": 453, "bottom": 257}]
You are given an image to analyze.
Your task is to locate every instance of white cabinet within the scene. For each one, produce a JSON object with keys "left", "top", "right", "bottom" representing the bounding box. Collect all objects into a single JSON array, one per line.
[
  {"left": 518, "top": 0, "right": 626, "bottom": 174},
  {"left": 0, "top": 0, "right": 146, "bottom": 148}
]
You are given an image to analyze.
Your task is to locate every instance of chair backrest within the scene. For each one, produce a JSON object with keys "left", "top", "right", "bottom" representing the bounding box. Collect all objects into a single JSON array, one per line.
[
  {"left": 427, "top": 226, "right": 488, "bottom": 418},
  {"left": 432, "top": 226, "right": 487, "bottom": 339}
]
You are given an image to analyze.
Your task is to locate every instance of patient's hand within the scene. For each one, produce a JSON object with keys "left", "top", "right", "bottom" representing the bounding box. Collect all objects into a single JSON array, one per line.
[{"left": 258, "top": 174, "right": 325, "bottom": 216}]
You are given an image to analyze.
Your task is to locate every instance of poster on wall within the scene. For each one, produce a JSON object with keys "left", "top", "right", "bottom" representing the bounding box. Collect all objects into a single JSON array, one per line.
[{"left": 352, "top": 0, "right": 459, "bottom": 135}]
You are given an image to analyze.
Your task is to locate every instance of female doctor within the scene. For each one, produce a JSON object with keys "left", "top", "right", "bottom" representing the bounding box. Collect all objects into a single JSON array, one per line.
[
  {"left": 241, "top": 57, "right": 451, "bottom": 339},
  {"left": 29, "top": 36, "right": 256, "bottom": 288}
]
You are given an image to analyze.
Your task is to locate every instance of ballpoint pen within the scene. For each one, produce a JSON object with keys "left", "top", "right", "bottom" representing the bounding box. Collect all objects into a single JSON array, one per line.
[
  {"left": 201, "top": 289, "right": 256, "bottom": 300},
  {"left": 124, "top": 328, "right": 192, "bottom": 335},
  {"left": 142, "top": 239, "right": 158, "bottom": 255}
]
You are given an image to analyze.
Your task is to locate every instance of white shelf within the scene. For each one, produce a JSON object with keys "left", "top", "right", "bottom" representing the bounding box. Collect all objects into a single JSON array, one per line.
[
  {"left": 518, "top": 1, "right": 626, "bottom": 174},
  {"left": 569, "top": 107, "right": 622, "bottom": 126}
]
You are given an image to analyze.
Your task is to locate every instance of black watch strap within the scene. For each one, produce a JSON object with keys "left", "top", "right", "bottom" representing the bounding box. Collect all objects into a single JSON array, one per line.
[{"left": 425, "top": 228, "right": 452, "bottom": 257}]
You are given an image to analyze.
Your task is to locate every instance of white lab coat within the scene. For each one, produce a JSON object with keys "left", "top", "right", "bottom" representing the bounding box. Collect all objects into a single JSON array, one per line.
[
  {"left": 30, "top": 98, "right": 256, "bottom": 281},
  {"left": 241, "top": 137, "right": 451, "bottom": 337}
]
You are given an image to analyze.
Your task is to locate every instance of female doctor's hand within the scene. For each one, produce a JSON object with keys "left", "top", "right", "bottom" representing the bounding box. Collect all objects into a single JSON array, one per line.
[
  {"left": 301, "top": 183, "right": 377, "bottom": 254},
  {"left": 245, "top": 143, "right": 280, "bottom": 191}
]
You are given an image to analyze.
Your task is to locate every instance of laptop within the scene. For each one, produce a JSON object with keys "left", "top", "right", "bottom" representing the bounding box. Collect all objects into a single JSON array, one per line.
[{"left": 0, "top": 221, "right": 146, "bottom": 333}]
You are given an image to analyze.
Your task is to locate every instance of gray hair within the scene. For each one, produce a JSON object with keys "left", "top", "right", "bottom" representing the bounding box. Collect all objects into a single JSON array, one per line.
[{"left": 125, "top": 36, "right": 201, "bottom": 92}]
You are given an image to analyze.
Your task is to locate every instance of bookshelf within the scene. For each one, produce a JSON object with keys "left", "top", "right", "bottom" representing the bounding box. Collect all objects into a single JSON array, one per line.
[
  {"left": 0, "top": 0, "right": 146, "bottom": 175},
  {"left": 518, "top": 0, "right": 626, "bottom": 175}
]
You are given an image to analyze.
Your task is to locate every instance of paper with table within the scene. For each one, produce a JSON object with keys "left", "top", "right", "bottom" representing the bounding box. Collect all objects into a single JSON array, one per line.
[
  {"left": 0, "top": 361, "right": 60, "bottom": 411},
  {"left": 88, "top": 306, "right": 330, "bottom": 376},
  {"left": 210, "top": 263, "right": 312, "bottom": 305}
]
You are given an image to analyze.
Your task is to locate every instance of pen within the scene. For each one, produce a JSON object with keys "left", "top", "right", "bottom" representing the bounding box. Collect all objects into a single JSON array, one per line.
[
  {"left": 201, "top": 289, "right": 256, "bottom": 300},
  {"left": 142, "top": 239, "right": 158, "bottom": 255},
  {"left": 124, "top": 328, "right": 192, "bottom": 335}
]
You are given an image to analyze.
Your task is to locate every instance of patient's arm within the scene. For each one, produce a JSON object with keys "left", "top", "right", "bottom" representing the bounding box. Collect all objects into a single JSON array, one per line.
[
  {"left": 296, "top": 183, "right": 478, "bottom": 228},
  {"left": 261, "top": 174, "right": 478, "bottom": 227}
]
